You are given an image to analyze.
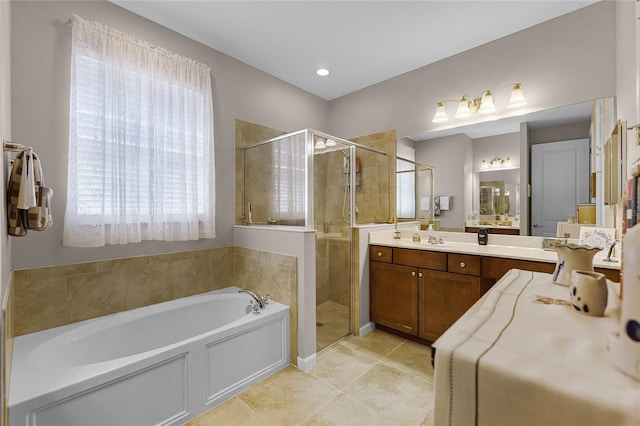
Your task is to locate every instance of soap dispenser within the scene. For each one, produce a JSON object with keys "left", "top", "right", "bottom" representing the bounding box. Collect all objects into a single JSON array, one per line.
[
  {"left": 413, "top": 227, "right": 421, "bottom": 243},
  {"left": 477, "top": 228, "right": 489, "bottom": 245}
]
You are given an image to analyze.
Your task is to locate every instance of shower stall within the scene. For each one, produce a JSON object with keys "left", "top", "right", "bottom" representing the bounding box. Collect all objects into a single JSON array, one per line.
[{"left": 241, "top": 129, "right": 391, "bottom": 352}]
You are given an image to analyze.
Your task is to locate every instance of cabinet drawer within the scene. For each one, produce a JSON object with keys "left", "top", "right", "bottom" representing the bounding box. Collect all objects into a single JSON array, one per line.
[
  {"left": 370, "top": 245, "right": 393, "bottom": 263},
  {"left": 393, "top": 248, "right": 446, "bottom": 271},
  {"left": 448, "top": 253, "right": 481, "bottom": 276},
  {"left": 481, "top": 256, "right": 554, "bottom": 279}
]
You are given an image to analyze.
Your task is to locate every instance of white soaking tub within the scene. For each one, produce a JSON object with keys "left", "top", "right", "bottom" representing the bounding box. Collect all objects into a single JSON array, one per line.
[{"left": 9, "top": 286, "right": 290, "bottom": 426}]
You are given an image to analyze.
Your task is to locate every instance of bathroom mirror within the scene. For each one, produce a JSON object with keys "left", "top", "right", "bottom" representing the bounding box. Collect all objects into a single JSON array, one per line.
[
  {"left": 399, "top": 97, "right": 616, "bottom": 234},
  {"left": 396, "top": 157, "right": 435, "bottom": 221}
]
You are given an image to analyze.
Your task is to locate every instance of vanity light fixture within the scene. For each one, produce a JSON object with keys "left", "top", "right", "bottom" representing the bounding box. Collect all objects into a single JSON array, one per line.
[
  {"left": 480, "top": 156, "right": 513, "bottom": 171},
  {"left": 432, "top": 83, "right": 526, "bottom": 123}
]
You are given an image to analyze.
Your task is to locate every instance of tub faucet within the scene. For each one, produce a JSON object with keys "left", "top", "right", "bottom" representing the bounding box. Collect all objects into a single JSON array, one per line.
[{"left": 239, "top": 289, "right": 269, "bottom": 309}]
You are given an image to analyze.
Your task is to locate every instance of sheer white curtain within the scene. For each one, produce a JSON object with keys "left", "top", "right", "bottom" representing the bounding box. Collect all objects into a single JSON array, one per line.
[{"left": 64, "top": 14, "right": 215, "bottom": 247}]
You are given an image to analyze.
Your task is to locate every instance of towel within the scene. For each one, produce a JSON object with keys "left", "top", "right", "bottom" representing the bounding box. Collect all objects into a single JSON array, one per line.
[
  {"left": 17, "top": 148, "right": 36, "bottom": 209},
  {"left": 7, "top": 149, "right": 53, "bottom": 237}
]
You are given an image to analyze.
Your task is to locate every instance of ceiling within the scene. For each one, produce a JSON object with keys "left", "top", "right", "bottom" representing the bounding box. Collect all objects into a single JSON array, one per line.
[{"left": 111, "top": 0, "right": 597, "bottom": 101}]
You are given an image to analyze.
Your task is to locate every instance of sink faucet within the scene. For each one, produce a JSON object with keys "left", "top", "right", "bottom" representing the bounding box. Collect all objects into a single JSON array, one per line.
[
  {"left": 603, "top": 240, "right": 619, "bottom": 262},
  {"left": 239, "top": 289, "right": 269, "bottom": 309},
  {"left": 427, "top": 235, "right": 439, "bottom": 244}
]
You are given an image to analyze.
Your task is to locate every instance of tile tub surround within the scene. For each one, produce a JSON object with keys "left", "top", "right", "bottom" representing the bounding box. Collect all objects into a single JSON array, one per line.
[
  {"left": 186, "top": 329, "right": 435, "bottom": 426},
  {"left": 10, "top": 246, "right": 298, "bottom": 365}
]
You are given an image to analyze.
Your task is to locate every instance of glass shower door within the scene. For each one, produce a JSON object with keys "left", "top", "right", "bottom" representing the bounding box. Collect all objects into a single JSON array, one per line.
[{"left": 313, "top": 137, "right": 353, "bottom": 352}]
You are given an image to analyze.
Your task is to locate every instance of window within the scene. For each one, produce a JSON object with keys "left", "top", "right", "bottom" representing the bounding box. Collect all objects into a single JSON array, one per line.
[
  {"left": 63, "top": 15, "right": 215, "bottom": 247},
  {"left": 271, "top": 133, "right": 306, "bottom": 221}
]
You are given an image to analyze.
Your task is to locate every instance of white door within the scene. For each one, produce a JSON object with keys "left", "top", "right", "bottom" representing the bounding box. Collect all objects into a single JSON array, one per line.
[{"left": 531, "top": 139, "right": 590, "bottom": 236}]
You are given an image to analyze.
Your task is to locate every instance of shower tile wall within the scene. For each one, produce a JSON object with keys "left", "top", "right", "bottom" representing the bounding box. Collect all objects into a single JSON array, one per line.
[
  {"left": 234, "top": 119, "right": 285, "bottom": 225},
  {"left": 350, "top": 130, "right": 396, "bottom": 224},
  {"left": 9, "top": 247, "right": 298, "bottom": 362}
]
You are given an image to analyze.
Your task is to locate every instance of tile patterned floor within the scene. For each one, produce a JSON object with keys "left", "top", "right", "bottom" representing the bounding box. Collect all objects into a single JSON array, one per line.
[
  {"left": 316, "top": 301, "right": 350, "bottom": 352},
  {"left": 185, "top": 329, "right": 435, "bottom": 426}
]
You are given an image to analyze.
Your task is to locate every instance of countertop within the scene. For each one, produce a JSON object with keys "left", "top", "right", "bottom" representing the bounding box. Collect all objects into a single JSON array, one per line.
[{"left": 369, "top": 229, "right": 621, "bottom": 270}]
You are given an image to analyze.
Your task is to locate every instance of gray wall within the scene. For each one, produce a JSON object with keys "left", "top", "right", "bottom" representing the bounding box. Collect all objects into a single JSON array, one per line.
[
  {"left": 327, "top": 1, "right": 616, "bottom": 140},
  {"left": 10, "top": 1, "right": 329, "bottom": 269}
]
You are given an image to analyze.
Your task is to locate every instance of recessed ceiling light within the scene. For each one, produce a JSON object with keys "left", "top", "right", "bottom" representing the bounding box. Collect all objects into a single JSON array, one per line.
[{"left": 316, "top": 68, "right": 330, "bottom": 77}]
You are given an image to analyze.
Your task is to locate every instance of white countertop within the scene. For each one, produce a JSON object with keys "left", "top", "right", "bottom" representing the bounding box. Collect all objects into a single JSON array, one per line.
[{"left": 369, "top": 229, "right": 621, "bottom": 270}]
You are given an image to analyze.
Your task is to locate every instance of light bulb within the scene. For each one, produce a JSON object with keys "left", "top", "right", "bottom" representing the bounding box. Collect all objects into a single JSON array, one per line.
[
  {"left": 314, "top": 137, "right": 326, "bottom": 150},
  {"left": 454, "top": 98, "right": 471, "bottom": 118},
  {"left": 478, "top": 91, "right": 496, "bottom": 114},
  {"left": 507, "top": 83, "right": 526, "bottom": 108},
  {"left": 432, "top": 102, "right": 448, "bottom": 123}
]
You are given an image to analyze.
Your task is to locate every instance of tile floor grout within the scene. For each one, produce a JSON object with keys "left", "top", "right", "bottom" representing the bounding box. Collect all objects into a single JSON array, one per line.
[{"left": 299, "top": 336, "right": 432, "bottom": 425}]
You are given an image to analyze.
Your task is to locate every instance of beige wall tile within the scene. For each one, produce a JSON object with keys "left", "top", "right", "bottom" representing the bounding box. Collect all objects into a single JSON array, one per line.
[
  {"left": 67, "top": 271, "right": 127, "bottom": 323},
  {"left": 28, "top": 262, "right": 97, "bottom": 281},
  {"left": 208, "top": 247, "right": 234, "bottom": 291},
  {"left": 169, "top": 256, "right": 210, "bottom": 299},
  {"left": 14, "top": 276, "right": 67, "bottom": 335}
]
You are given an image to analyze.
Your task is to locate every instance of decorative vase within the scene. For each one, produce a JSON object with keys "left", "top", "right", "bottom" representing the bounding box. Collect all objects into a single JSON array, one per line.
[{"left": 551, "top": 242, "right": 600, "bottom": 286}]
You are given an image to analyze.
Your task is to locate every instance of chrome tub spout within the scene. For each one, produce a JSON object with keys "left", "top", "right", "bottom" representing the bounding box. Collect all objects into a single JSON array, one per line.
[{"left": 238, "top": 289, "right": 269, "bottom": 309}]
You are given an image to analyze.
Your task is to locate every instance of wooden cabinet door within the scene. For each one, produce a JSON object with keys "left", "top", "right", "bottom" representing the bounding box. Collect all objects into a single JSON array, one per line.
[
  {"left": 419, "top": 269, "right": 480, "bottom": 341},
  {"left": 370, "top": 262, "right": 418, "bottom": 336}
]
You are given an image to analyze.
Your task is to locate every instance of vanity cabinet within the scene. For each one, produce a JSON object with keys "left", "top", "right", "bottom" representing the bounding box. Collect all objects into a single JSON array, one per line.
[
  {"left": 370, "top": 261, "right": 418, "bottom": 336},
  {"left": 370, "top": 244, "right": 620, "bottom": 343},
  {"left": 419, "top": 269, "right": 480, "bottom": 341},
  {"left": 370, "top": 245, "right": 480, "bottom": 341}
]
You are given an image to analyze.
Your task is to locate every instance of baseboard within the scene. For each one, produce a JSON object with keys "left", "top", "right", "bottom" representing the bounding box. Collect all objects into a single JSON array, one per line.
[
  {"left": 359, "top": 321, "right": 375, "bottom": 336},
  {"left": 296, "top": 353, "right": 316, "bottom": 372}
]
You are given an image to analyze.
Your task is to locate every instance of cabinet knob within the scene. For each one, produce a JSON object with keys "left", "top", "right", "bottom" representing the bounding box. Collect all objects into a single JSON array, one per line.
[
  {"left": 419, "top": 272, "right": 423, "bottom": 278},
  {"left": 377, "top": 252, "right": 383, "bottom": 257},
  {"left": 460, "top": 262, "right": 466, "bottom": 268},
  {"left": 412, "top": 271, "right": 416, "bottom": 276}
]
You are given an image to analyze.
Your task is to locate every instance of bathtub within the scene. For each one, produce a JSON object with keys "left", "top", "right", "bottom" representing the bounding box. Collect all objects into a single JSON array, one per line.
[{"left": 9, "top": 286, "right": 290, "bottom": 426}]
